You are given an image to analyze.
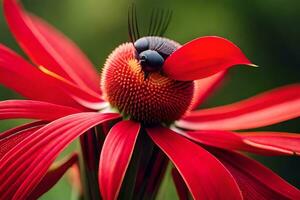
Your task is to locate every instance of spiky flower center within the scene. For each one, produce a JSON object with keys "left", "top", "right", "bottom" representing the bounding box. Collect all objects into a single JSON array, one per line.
[{"left": 101, "top": 38, "right": 194, "bottom": 124}]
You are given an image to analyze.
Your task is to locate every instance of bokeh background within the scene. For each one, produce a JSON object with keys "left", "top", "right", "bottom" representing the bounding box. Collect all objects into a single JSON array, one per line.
[{"left": 0, "top": 0, "right": 299, "bottom": 199}]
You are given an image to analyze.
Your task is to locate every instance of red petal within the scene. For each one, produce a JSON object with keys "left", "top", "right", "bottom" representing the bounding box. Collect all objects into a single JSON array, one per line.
[
  {"left": 189, "top": 71, "right": 226, "bottom": 110},
  {"left": 0, "top": 112, "right": 120, "bottom": 200},
  {"left": 99, "top": 120, "right": 140, "bottom": 200},
  {"left": 242, "top": 132, "right": 300, "bottom": 156},
  {"left": 211, "top": 149, "right": 300, "bottom": 199},
  {"left": 28, "top": 153, "right": 78, "bottom": 199},
  {"left": 178, "top": 84, "right": 300, "bottom": 130},
  {"left": 3, "top": 0, "right": 100, "bottom": 93},
  {"left": 38, "top": 66, "right": 104, "bottom": 107},
  {"left": 147, "top": 126, "right": 242, "bottom": 200},
  {"left": 171, "top": 168, "right": 189, "bottom": 200},
  {"left": 181, "top": 130, "right": 250, "bottom": 153},
  {"left": 29, "top": 15, "right": 100, "bottom": 93},
  {"left": 0, "top": 121, "right": 45, "bottom": 158},
  {"left": 0, "top": 45, "right": 78, "bottom": 107},
  {"left": 182, "top": 130, "right": 300, "bottom": 156},
  {"left": 163, "top": 36, "right": 254, "bottom": 81},
  {"left": 0, "top": 100, "right": 80, "bottom": 121},
  {"left": 0, "top": 121, "right": 45, "bottom": 139},
  {"left": 0, "top": 45, "right": 102, "bottom": 109}
]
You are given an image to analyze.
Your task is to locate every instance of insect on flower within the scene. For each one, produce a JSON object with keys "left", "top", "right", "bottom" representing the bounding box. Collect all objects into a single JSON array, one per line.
[{"left": 0, "top": 0, "right": 300, "bottom": 199}]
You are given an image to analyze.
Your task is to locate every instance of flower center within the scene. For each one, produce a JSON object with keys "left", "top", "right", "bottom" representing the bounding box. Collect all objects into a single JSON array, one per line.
[{"left": 101, "top": 37, "right": 194, "bottom": 124}]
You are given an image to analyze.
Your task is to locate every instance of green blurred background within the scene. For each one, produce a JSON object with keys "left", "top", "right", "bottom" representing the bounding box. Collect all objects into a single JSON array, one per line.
[{"left": 0, "top": 0, "right": 299, "bottom": 199}]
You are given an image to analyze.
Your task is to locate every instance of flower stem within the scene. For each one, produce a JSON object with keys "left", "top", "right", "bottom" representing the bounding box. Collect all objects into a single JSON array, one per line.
[
  {"left": 79, "top": 125, "right": 168, "bottom": 200},
  {"left": 79, "top": 129, "right": 101, "bottom": 200},
  {"left": 135, "top": 145, "right": 169, "bottom": 200},
  {"left": 119, "top": 129, "right": 169, "bottom": 200}
]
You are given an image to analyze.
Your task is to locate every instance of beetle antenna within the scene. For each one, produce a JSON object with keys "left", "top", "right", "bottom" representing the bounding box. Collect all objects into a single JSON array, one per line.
[
  {"left": 131, "top": 4, "right": 137, "bottom": 41},
  {"left": 133, "top": 4, "right": 140, "bottom": 40},
  {"left": 147, "top": 8, "right": 173, "bottom": 37},
  {"left": 151, "top": 9, "right": 160, "bottom": 36},
  {"left": 153, "top": 9, "right": 164, "bottom": 36},
  {"left": 128, "top": 3, "right": 140, "bottom": 43},
  {"left": 159, "top": 9, "right": 172, "bottom": 36},
  {"left": 148, "top": 9, "right": 155, "bottom": 36},
  {"left": 128, "top": 6, "right": 134, "bottom": 43},
  {"left": 129, "top": 5, "right": 173, "bottom": 40}
]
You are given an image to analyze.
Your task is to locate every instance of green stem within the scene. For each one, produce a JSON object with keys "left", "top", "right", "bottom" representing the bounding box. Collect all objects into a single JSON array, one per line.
[
  {"left": 119, "top": 129, "right": 169, "bottom": 200},
  {"left": 79, "top": 124, "right": 168, "bottom": 200},
  {"left": 136, "top": 145, "right": 169, "bottom": 200},
  {"left": 118, "top": 130, "right": 151, "bottom": 200},
  {"left": 79, "top": 129, "right": 102, "bottom": 200}
]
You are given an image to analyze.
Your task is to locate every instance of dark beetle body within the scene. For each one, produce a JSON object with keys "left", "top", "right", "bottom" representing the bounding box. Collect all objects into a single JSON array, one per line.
[{"left": 134, "top": 36, "right": 180, "bottom": 72}]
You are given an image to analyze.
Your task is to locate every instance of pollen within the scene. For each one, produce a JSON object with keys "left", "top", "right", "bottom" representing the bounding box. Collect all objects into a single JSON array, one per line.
[{"left": 101, "top": 43, "right": 194, "bottom": 124}]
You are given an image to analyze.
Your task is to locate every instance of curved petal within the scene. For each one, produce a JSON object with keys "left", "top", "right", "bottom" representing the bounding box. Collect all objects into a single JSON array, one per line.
[
  {"left": 29, "top": 15, "right": 100, "bottom": 93},
  {"left": 171, "top": 168, "right": 189, "bottom": 200},
  {"left": 211, "top": 149, "right": 300, "bottom": 199},
  {"left": 38, "top": 66, "right": 103, "bottom": 106},
  {"left": 147, "top": 126, "right": 242, "bottom": 200},
  {"left": 0, "top": 44, "right": 78, "bottom": 107},
  {"left": 189, "top": 71, "right": 226, "bottom": 110},
  {"left": 0, "top": 121, "right": 45, "bottom": 139},
  {"left": 178, "top": 84, "right": 300, "bottom": 130},
  {"left": 0, "top": 45, "right": 102, "bottom": 109},
  {"left": 28, "top": 153, "right": 78, "bottom": 199},
  {"left": 0, "top": 121, "right": 45, "bottom": 158},
  {"left": 3, "top": 0, "right": 100, "bottom": 93},
  {"left": 0, "top": 100, "right": 80, "bottom": 121},
  {"left": 99, "top": 120, "right": 140, "bottom": 200},
  {"left": 0, "top": 112, "right": 120, "bottom": 200},
  {"left": 181, "top": 130, "right": 300, "bottom": 156},
  {"left": 242, "top": 132, "right": 300, "bottom": 156},
  {"left": 163, "top": 36, "right": 254, "bottom": 81}
]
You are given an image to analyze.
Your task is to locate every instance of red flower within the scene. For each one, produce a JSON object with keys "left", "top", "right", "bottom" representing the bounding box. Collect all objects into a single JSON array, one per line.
[{"left": 1, "top": 0, "right": 300, "bottom": 199}]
